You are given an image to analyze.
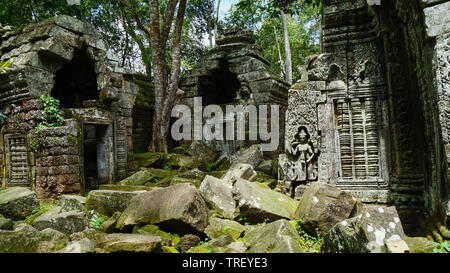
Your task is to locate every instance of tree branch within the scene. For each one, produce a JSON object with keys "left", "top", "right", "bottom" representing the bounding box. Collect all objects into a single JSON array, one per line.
[{"left": 117, "top": 0, "right": 152, "bottom": 39}]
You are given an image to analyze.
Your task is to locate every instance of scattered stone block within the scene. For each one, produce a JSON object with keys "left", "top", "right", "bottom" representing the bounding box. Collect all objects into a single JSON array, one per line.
[
  {"left": 323, "top": 206, "right": 407, "bottom": 253},
  {"left": 205, "top": 218, "right": 245, "bottom": 240},
  {"left": 97, "top": 233, "right": 162, "bottom": 253},
  {"left": 243, "top": 219, "right": 304, "bottom": 253},
  {"left": 32, "top": 211, "right": 90, "bottom": 235},
  {"left": 292, "top": 182, "right": 360, "bottom": 236},
  {"left": 222, "top": 163, "right": 257, "bottom": 182},
  {"left": 59, "top": 194, "right": 86, "bottom": 213},
  {"left": 57, "top": 238, "right": 96, "bottom": 253},
  {"left": 116, "top": 183, "right": 209, "bottom": 236},
  {"left": 85, "top": 190, "right": 144, "bottom": 217},
  {"left": 233, "top": 179, "right": 299, "bottom": 223},
  {"left": 199, "top": 175, "right": 236, "bottom": 219},
  {"left": 0, "top": 187, "right": 39, "bottom": 221}
]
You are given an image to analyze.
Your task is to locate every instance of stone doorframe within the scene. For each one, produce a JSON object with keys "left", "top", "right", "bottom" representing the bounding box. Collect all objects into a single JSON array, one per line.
[{"left": 80, "top": 121, "right": 114, "bottom": 194}]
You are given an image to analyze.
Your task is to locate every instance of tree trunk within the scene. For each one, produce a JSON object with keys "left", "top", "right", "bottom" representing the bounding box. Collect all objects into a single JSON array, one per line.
[
  {"left": 147, "top": 0, "right": 187, "bottom": 153},
  {"left": 273, "top": 24, "right": 285, "bottom": 77},
  {"left": 207, "top": 0, "right": 213, "bottom": 48},
  {"left": 281, "top": 11, "right": 292, "bottom": 85},
  {"left": 214, "top": 0, "right": 221, "bottom": 47}
]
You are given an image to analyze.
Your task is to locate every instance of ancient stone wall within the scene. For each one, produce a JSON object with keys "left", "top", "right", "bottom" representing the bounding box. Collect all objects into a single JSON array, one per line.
[
  {"left": 281, "top": 0, "right": 449, "bottom": 222},
  {"left": 0, "top": 16, "right": 138, "bottom": 198},
  {"left": 179, "top": 29, "right": 289, "bottom": 154}
]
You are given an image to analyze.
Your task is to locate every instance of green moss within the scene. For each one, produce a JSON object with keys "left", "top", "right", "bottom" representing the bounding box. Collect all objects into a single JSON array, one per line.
[
  {"left": 134, "top": 224, "right": 181, "bottom": 248},
  {"left": 162, "top": 246, "right": 180, "bottom": 253},
  {"left": 67, "top": 134, "right": 77, "bottom": 145},
  {"left": 24, "top": 203, "right": 56, "bottom": 225},
  {"left": 0, "top": 58, "right": 15, "bottom": 70}
]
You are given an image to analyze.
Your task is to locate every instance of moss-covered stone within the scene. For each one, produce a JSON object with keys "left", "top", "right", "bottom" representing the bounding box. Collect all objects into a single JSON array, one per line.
[
  {"left": 0, "top": 187, "right": 40, "bottom": 221},
  {"left": 242, "top": 220, "right": 305, "bottom": 253},
  {"left": 162, "top": 246, "right": 180, "bottom": 253},
  {"left": 0, "top": 58, "right": 15, "bottom": 71},
  {"left": 165, "top": 153, "right": 201, "bottom": 169},
  {"left": 99, "top": 184, "right": 154, "bottom": 192},
  {"left": 205, "top": 218, "right": 246, "bottom": 240},
  {"left": 132, "top": 153, "right": 164, "bottom": 168},
  {"left": 85, "top": 190, "right": 143, "bottom": 217},
  {"left": 405, "top": 237, "right": 441, "bottom": 253},
  {"left": 171, "top": 145, "right": 190, "bottom": 155},
  {"left": 119, "top": 168, "right": 156, "bottom": 186},
  {"left": 97, "top": 233, "right": 162, "bottom": 253},
  {"left": 134, "top": 224, "right": 181, "bottom": 247}
]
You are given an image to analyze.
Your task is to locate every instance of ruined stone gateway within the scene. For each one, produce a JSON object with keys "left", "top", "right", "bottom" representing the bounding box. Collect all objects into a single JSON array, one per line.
[
  {"left": 179, "top": 29, "right": 290, "bottom": 154},
  {"left": 281, "top": 0, "right": 450, "bottom": 226},
  {"left": 0, "top": 15, "right": 138, "bottom": 199}
]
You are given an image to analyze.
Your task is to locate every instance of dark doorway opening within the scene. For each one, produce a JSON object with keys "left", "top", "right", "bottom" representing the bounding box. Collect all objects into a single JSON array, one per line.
[
  {"left": 51, "top": 47, "right": 98, "bottom": 108},
  {"left": 83, "top": 123, "right": 113, "bottom": 191},
  {"left": 198, "top": 59, "right": 241, "bottom": 105}
]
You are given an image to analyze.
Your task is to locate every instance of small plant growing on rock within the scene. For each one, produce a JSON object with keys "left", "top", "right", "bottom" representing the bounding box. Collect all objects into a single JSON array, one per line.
[
  {"left": 206, "top": 162, "right": 218, "bottom": 172},
  {"left": 293, "top": 219, "right": 323, "bottom": 253},
  {"left": 36, "top": 95, "right": 65, "bottom": 129},
  {"left": 88, "top": 211, "right": 106, "bottom": 230},
  {"left": 433, "top": 242, "right": 450, "bottom": 253}
]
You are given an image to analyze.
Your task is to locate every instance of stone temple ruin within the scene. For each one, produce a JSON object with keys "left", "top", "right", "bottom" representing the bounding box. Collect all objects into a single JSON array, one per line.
[
  {"left": 280, "top": 0, "right": 449, "bottom": 224},
  {"left": 0, "top": 15, "right": 138, "bottom": 199},
  {"left": 0, "top": 0, "right": 448, "bottom": 238},
  {"left": 179, "top": 29, "right": 290, "bottom": 154}
]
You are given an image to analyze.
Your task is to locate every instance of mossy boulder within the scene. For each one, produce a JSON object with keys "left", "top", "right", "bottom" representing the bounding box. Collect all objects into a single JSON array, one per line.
[
  {"left": 233, "top": 178, "right": 299, "bottom": 224},
  {"left": 56, "top": 238, "right": 96, "bottom": 253},
  {"left": 187, "top": 234, "right": 235, "bottom": 253},
  {"left": 119, "top": 168, "right": 156, "bottom": 186},
  {"left": 166, "top": 177, "right": 203, "bottom": 188},
  {"left": 233, "top": 144, "right": 263, "bottom": 168},
  {"left": 134, "top": 224, "right": 181, "bottom": 247},
  {"left": 255, "top": 172, "right": 278, "bottom": 189},
  {"left": 99, "top": 184, "right": 154, "bottom": 192},
  {"left": 323, "top": 206, "right": 407, "bottom": 253},
  {"left": 405, "top": 237, "right": 441, "bottom": 253},
  {"left": 116, "top": 183, "right": 210, "bottom": 236},
  {"left": 0, "top": 217, "right": 14, "bottom": 230},
  {"left": 59, "top": 195, "right": 87, "bottom": 213},
  {"left": 0, "top": 187, "right": 40, "bottom": 221},
  {"left": 132, "top": 153, "right": 164, "bottom": 168},
  {"left": 293, "top": 182, "right": 361, "bottom": 236},
  {"left": 205, "top": 218, "right": 245, "bottom": 240},
  {"left": 187, "top": 141, "right": 218, "bottom": 168},
  {"left": 96, "top": 233, "right": 162, "bottom": 253},
  {"left": 199, "top": 176, "right": 236, "bottom": 220},
  {"left": 242, "top": 220, "right": 305, "bottom": 253},
  {"left": 0, "top": 223, "right": 42, "bottom": 253},
  {"left": 31, "top": 211, "right": 90, "bottom": 235},
  {"left": 178, "top": 168, "right": 207, "bottom": 181},
  {"left": 165, "top": 153, "right": 201, "bottom": 169},
  {"left": 171, "top": 144, "right": 190, "bottom": 155},
  {"left": 213, "top": 153, "right": 232, "bottom": 171},
  {"left": 37, "top": 228, "right": 70, "bottom": 253},
  {"left": 99, "top": 211, "right": 121, "bottom": 233},
  {"left": 85, "top": 190, "right": 144, "bottom": 217}
]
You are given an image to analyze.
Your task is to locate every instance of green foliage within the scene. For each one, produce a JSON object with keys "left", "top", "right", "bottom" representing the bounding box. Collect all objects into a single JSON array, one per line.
[
  {"left": 237, "top": 217, "right": 250, "bottom": 226},
  {"left": 292, "top": 220, "right": 323, "bottom": 253},
  {"left": 24, "top": 202, "right": 56, "bottom": 225},
  {"left": 224, "top": 0, "right": 321, "bottom": 83},
  {"left": 433, "top": 241, "right": 450, "bottom": 253},
  {"left": 199, "top": 237, "right": 210, "bottom": 245},
  {"left": 29, "top": 130, "right": 46, "bottom": 153},
  {"left": 206, "top": 162, "right": 218, "bottom": 172},
  {"left": 37, "top": 95, "right": 65, "bottom": 129},
  {"left": 89, "top": 214, "right": 106, "bottom": 230}
]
